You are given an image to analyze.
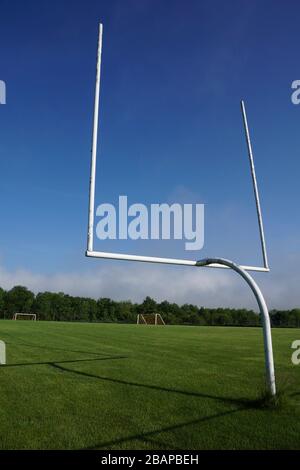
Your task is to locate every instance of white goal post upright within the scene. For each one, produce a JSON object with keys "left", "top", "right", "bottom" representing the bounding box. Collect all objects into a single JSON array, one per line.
[
  {"left": 85, "top": 23, "right": 276, "bottom": 396},
  {"left": 87, "top": 23, "right": 103, "bottom": 254},
  {"left": 241, "top": 100, "right": 269, "bottom": 270}
]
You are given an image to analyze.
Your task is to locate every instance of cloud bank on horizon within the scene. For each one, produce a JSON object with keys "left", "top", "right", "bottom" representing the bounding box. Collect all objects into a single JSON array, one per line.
[{"left": 0, "top": 255, "right": 299, "bottom": 311}]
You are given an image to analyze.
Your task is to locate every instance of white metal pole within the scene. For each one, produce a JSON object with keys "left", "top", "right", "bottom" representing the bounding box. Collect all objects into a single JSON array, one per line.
[
  {"left": 196, "top": 257, "right": 276, "bottom": 396},
  {"left": 86, "top": 250, "right": 269, "bottom": 272},
  {"left": 87, "top": 23, "right": 103, "bottom": 252},
  {"left": 0, "top": 340, "right": 6, "bottom": 365},
  {"left": 241, "top": 100, "right": 269, "bottom": 270}
]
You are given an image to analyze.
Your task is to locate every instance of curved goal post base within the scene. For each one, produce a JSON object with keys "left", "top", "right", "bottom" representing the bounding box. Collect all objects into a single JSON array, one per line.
[{"left": 196, "top": 258, "right": 276, "bottom": 396}]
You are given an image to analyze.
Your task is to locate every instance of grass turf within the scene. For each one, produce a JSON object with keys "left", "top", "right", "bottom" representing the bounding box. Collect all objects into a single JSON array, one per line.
[{"left": 0, "top": 320, "right": 299, "bottom": 449}]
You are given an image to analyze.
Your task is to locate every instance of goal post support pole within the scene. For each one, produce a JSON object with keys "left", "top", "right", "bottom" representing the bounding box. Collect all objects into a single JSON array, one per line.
[{"left": 196, "top": 258, "right": 276, "bottom": 396}]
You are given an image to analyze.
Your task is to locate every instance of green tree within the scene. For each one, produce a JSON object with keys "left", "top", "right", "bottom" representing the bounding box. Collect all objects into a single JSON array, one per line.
[
  {"left": 0, "top": 288, "right": 5, "bottom": 318},
  {"left": 33, "top": 292, "right": 54, "bottom": 320},
  {"left": 138, "top": 296, "right": 157, "bottom": 314},
  {"left": 4, "top": 286, "right": 35, "bottom": 317}
]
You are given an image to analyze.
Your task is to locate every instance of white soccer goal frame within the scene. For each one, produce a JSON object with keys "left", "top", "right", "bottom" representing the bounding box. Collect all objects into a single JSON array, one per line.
[
  {"left": 13, "top": 313, "right": 37, "bottom": 321},
  {"left": 85, "top": 23, "right": 276, "bottom": 396},
  {"left": 137, "top": 313, "right": 166, "bottom": 325}
]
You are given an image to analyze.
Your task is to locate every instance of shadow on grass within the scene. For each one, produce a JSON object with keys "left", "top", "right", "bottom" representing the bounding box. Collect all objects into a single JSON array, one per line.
[
  {"left": 4, "top": 335, "right": 111, "bottom": 357},
  {"left": 82, "top": 407, "right": 243, "bottom": 450},
  {"left": 49, "top": 362, "right": 276, "bottom": 411},
  {"left": 2, "top": 352, "right": 286, "bottom": 449},
  {"left": 1, "top": 356, "right": 128, "bottom": 368},
  {"left": 3, "top": 342, "right": 288, "bottom": 411}
]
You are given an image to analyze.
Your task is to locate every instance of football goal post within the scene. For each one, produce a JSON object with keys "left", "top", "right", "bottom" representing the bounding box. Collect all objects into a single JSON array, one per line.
[
  {"left": 13, "top": 313, "right": 37, "bottom": 321},
  {"left": 137, "top": 313, "right": 165, "bottom": 325},
  {"left": 85, "top": 23, "right": 276, "bottom": 397}
]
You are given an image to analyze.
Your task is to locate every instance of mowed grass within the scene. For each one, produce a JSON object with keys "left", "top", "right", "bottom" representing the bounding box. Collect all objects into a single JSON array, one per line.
[{"left": 0, "top": 320, "right": 299, "bottom": 450}]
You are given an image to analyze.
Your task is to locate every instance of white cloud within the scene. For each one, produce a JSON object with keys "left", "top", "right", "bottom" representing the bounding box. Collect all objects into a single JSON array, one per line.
[{"left": 0, "top": 257, "right": 299, "bottom": 310}]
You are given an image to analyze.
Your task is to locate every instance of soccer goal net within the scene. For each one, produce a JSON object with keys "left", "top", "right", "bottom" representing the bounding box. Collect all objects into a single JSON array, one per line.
[
  {"left": 13, "top": 313, "right": 37, "bottom": 321},
  {"left": 137, "top": 313, "right": 165, "bottom": 325}
]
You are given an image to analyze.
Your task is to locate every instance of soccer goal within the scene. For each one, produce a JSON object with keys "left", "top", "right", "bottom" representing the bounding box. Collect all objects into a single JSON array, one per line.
[
  {"left": 13, "top": 313, "right": 37, "bottom": 321},
  {"left": 137, "top": 313, "right": 165, "bottom": 325}
]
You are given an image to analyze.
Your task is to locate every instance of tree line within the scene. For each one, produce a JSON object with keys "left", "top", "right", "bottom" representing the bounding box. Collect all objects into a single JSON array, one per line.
[{"left": 0, "top": 285, "right": 299, "bottom": 327}]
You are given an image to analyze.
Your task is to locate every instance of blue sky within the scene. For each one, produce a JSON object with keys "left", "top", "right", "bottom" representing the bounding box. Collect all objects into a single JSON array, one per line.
[{"left": 0, "top": 0, "right": 299, "bottom": 308}]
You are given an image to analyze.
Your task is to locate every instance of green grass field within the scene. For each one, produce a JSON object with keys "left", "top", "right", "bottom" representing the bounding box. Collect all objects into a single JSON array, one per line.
[{"left": 0, "top": 320, "right": 299, "bottom": 450}]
